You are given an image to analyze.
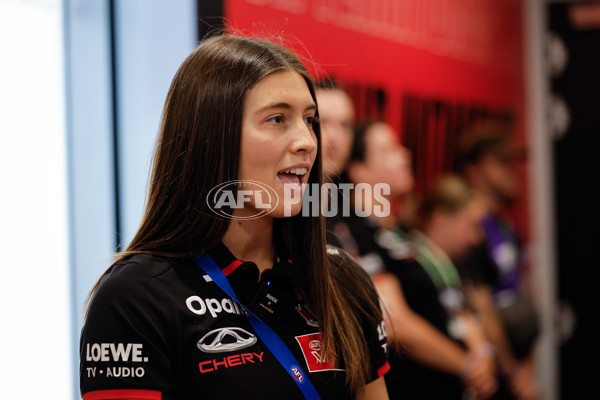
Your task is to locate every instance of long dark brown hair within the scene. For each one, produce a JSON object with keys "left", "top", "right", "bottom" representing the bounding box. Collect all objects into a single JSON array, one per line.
[{"left": 87, "top": 35, "right": 379, "bottom": 392}]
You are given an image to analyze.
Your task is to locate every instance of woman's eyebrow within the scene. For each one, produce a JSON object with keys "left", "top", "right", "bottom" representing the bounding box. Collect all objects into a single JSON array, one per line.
[{"left": 255, "top": 102, "right": 317, "bottom": 113}]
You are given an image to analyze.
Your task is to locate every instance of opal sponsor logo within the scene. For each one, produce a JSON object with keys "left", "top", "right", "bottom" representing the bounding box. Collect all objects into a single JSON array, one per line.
[
  {"left": 199, "top": 352, "right": 265, "bottom": 374},
  {"left": 197, "top": 327, "right": 257, "bottom": 353},
  {"left": 186, "top": 295, "right": 247, "bottom": 318}
]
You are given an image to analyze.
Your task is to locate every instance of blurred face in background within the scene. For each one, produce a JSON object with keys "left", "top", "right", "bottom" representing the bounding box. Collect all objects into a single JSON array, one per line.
[
  {"left": 428, "top": 194, "right": 488, "bottom": 261},
  {"left": 357, "top": 122, "right": 414, "bottom": 197},
  {"left": 316, "top": 88, "right": 355, "bottom": 178},
  {"left": 479, "top": 154, "right": 520, "bottom": 203},
  {"left": 465, "top": 152, "right": 520, "bottom": 203}
]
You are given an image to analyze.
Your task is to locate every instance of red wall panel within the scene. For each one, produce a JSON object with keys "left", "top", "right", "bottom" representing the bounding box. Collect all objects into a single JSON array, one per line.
[{"left": 224, "top": 0, "right": 528, "bottom": 237}]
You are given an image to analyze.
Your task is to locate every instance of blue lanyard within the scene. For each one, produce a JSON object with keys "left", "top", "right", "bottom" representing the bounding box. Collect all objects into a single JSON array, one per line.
[{"left": 194, "top": 254, "right": 321, "bottom": 400}]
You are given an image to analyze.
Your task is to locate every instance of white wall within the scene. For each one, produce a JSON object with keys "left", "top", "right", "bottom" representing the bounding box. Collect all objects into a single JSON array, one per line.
[
  {"left": 65, "top": 1, "right": 116, "bottom": 396},
  {"left": 114, "top": 0, "right": 197, "bottom": 247},
  {"left": 65, "top": 0, "right": 197, "bottom": 397},
  {"left": 0, "top": 1, "right": 197, "bottom": 398},
  {"left": 0, "top": 0, "right": 73, "bottom": 398}
]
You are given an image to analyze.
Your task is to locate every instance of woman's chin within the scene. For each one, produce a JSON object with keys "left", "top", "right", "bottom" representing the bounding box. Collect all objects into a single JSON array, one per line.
[{"left": 271, "top": 203, "right": 304, "bottom": 219}]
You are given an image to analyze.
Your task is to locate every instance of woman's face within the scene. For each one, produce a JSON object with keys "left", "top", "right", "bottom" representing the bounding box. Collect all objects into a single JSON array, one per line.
[
  {"left": 237, "top": 70, "right": 318, "bottom": 219},
  {"left": 363, "top": 123, "right": 414, "bottom": 196},
  {"left": 435, "top": 195, "right": 487, "bottom": 261},
  {"left": 316, "top": 88, "right": 355, "bottom": 178}
]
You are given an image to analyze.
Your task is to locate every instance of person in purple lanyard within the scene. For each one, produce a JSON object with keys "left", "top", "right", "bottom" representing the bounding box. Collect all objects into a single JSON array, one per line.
[
  {"left": 458, "top": 123, "right": 540, "bottom": 400},
  {"left": 79, "top": 35, "right": 389, "bottom": 400}
]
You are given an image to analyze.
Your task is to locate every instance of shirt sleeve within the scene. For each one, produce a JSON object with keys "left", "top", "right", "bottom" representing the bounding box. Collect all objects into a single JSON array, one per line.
[
  {"left": 80, "top": 260, "right": 176, "bottom": 400},
  {"left": 329, "top": 249, "right": 390, "bottom": 383},
  {"left": 360, "top": 285, "right": 391, "bottom": 382}
]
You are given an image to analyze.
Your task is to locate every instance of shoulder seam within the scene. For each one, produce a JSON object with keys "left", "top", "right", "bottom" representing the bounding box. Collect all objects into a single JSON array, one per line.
[{"left": 115, "top": 256, "right": 175, "bottom": 280}]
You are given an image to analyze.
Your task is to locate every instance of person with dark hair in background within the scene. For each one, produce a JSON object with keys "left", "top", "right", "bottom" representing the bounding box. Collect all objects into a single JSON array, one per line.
[
  {"left": 330, "top": 121, "right": 414, "bottom": 264},
  {"left": 79, "top": 35, "right": 389, "bottom": 400},
  {"left": 331, "top": 120, "right": 496, "bottom": 399},
  {"left": 457, "top": 123, "right": 540, "bottom": 400}
]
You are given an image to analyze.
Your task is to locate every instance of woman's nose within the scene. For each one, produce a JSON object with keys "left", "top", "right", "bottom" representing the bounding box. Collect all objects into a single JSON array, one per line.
[{"left": 291, "top": 120, "right": 317, "bottom": 154}]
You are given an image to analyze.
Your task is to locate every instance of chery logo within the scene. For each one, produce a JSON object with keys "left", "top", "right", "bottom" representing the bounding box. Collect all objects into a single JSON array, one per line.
[{"left": 197, "top": 327, "right": 258, "bottom": 353}]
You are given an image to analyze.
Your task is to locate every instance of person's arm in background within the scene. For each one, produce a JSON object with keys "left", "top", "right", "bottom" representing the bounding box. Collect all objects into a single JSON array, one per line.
[
  {"left": 510, "top": 352, "right": 539, "bottom": 400},
  {"left": 467, "top": 284, "right": 540, "bottom": 400},
  {"left": 373, "top": 273, "right": 496, "bottom": 399},
  {"left": 456, "top": 309, "right": 498, "bottom": 399}
]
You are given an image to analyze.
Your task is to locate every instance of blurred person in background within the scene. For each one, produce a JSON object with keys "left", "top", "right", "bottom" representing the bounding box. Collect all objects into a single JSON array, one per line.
[
  {"left": 380, "top": 175, "right": 497, "bottom": 400},
  {"left": 457, "top": 123, "right": 540, "bottom": 400},
  {"left": 315, "top": 78, "right": 359, "bottom": 250},
  {"left": 315, "top": 79, "right": 355, "bottom": 181},
  {"left": 330, "top": 121, "right": 414, "bottom": 266},
  {"left": 332, "top": 121, "right": 496, "bottom": 399}
]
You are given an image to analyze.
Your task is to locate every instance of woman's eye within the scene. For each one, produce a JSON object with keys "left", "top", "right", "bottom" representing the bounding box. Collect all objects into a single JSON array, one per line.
[
  {"left": 266, "top": 115, "right": 285, "bottom": 125},
  {"left": 304, "top": 115, "right": 315, "bottom": 125}
]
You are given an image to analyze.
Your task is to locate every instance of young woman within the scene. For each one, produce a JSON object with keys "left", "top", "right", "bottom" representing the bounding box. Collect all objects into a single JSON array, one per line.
[{"left": 80, "top": 35, "right": 389, "bottom": 400}]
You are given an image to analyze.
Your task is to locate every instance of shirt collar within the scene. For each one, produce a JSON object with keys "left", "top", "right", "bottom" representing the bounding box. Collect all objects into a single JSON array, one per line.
[
  {"left": 206, "top": 242, "right": 299, "bottom": 306},
  {"left": 207, "top": 242, "right": 242, "bottom": 276},
  {"left": 206, "top": 241, "right": 295, "bottom": 278}
]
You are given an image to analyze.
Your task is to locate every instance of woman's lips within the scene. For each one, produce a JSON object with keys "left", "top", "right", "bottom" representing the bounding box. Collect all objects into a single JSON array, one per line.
[
  {"left": 276, "top": 165, "right": 309, "bottom": 186},
  {"left": 277, "top": 172, "right": 301, "bottom": 185}
]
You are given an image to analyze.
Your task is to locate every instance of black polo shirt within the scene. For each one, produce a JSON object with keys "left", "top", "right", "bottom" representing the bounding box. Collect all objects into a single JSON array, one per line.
[{"left": 80, "top": 243, "right": 389, "bottom": 400}]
